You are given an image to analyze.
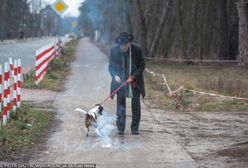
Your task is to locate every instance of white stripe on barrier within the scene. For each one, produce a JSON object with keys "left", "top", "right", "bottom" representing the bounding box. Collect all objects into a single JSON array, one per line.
[
  {"left": 3, "top": 115, "right": 7, "bottom": 126},
  {"left": 9, "top": 57, "right": 14, "bottom": 77}
]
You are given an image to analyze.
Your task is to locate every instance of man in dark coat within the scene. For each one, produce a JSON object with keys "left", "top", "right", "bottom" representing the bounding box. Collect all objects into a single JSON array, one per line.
[{"left": 108, "top": 32, "right": 145, "bottom": 135}]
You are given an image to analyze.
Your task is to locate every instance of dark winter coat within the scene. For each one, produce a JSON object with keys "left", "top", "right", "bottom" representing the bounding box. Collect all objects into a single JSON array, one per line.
[{"left": 108, "top": 43, "right": 146, "bottom": 98}]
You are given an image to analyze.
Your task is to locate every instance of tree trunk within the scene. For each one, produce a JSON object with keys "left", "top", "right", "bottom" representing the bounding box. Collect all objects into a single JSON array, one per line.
[
  {"left": 175, "top": 0, "right": 188, "bottom": 59},
  {"left": 0, "top": 0, "right": 7, "bottom": 42},
  {"left": 123, "top": 0, "right": 132, "bottom": 34},
  {"left": 218, "top": 0, "right": 229, "bottom": 60},
  {"left": 148, "top": 0, "right": 172, "bottom": 58},
  {"left": 237, "top": 0, "right": 248, "bottom": 65},
  {"left": 131, "top": 0, "right": 149, "bottom": 58}
]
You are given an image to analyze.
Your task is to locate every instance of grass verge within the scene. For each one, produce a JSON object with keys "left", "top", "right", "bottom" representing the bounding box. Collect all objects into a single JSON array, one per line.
[
  {"left": 22, "top": 38, "right": 79, "bottom": 91},
  {"left": 217, "top": 142, "right": 248, "bottom": 158},
  {"left": 0, "top": 104, "right": 50, "bottom": 158},
  {"left": 93, "top": 41, "right": 248, "bottom": 112},
  {"left": 145, "top": 62, "right": 248, "bottom": 112},
  {"left": 0, "top": 39, "right": 79, "bottom": 160}
]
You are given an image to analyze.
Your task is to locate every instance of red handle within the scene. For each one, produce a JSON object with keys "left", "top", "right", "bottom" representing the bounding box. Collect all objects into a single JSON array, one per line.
[{"left": 101, "top": 80, "right": 128, "bottom": 105}]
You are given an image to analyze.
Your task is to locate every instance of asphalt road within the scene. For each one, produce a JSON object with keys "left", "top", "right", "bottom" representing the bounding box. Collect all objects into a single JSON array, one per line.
[{"left": 0, "top": 37, "right": 70, "bottom": 71}]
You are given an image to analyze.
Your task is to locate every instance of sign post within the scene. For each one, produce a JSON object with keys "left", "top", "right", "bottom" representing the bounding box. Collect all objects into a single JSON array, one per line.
[
  {"left": 51, "top": 0, "right": 68, "bottom": 16},
  {"left": 51, "top": 0, "right": 68, "bottom": 41}
]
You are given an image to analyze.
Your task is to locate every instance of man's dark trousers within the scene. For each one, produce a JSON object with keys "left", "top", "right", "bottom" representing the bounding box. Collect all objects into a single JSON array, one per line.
[{"left": 116, "top": 87, "right": 141, "bottom": 132}]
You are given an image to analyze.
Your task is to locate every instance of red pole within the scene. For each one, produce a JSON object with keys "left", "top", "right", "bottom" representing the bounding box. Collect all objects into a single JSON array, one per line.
[{"left": 101, "top": 80, "right": 128, "bottom": 105}]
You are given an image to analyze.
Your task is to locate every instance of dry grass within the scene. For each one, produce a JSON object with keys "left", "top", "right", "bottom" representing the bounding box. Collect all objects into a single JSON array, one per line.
[
  {"left": 217, "top": 143, "right": 248, "bottom": 158},
  {"left": 93, "top": 41, "right": 248, "bottom": 112},
  {"left": 145, "top": 62, "right": 248, "bottom": 112}
]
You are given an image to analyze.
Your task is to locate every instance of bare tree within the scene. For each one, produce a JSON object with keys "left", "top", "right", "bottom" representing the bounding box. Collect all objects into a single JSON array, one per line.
[
  {"left": 218, "top": 0, "right": 229, "bottom": 60},
  {"left": 148, "top": 0, "right": 172, "bottom": 58},
  {"left": 78, "top": 0, "right": 240, "bottom": 61},
  {"left": 129, "top": 0, "right": 148, "bottom": 57},
  {"left": 237, "top": 0, "right": 248, "bottom": 65},
  {"left": 0, "top": 0, "right": 7, "bottom": 41}
]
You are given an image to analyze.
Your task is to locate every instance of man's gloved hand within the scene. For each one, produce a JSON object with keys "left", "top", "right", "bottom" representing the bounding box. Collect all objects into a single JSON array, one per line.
[
  {"left": 127, "top": 75, "right": 134, "bottom": 83},
  {"left": 115, "top": 75, "right": 121, "bottom": 83}
]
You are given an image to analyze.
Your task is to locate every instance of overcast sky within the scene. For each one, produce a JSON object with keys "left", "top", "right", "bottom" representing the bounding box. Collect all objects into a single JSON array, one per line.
[{"left": 44, "top": 0, "right": 84, "bottom": 17}]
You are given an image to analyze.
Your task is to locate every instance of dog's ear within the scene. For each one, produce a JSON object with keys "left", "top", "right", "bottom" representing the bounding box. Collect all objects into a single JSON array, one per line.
[
  {"left": 95, "top": 104, "right": 103, "bottom": 114},
  {"left": 99, "top": 106, "right": 103, "bottom": 113}
]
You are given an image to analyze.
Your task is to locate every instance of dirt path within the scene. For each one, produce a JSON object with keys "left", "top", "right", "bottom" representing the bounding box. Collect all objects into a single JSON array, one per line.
[
  {"left": 28, "top": 38, "right": 248, "bottom": 168},
  {"left": 143, "top": 100, "right": 248, "bottom": 168}
]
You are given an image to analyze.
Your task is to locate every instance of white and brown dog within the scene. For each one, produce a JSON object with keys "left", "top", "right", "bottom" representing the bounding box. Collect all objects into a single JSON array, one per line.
[{"left": 75, "top": 104, "right": 103, "bottom": 137}]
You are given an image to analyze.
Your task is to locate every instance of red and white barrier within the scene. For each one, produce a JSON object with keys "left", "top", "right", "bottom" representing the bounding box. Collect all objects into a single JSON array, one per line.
[
  {"left": 3, "top": 62, "right": 9, "bottom": 126},
  {"left": 7, "top": 64, "right": 10, "bottom": 119},
  {"left": 35, "top": 43, "right": 56, "bottom": 85},
  {"left": 13, "top": 60, "right": 18, "bottom": 111},
  {"left": 17, "top": 59, "right": 21, "bottom": 107},
  {"left": 0, "top": 58, "right": 22, "bottom": 126},
  {"left": 9, "top": 57, "right": 14, "bottom": 77},
  {"left": 0, "top": 65, "right": 2, "bottom": 126},
  {"left": 55, "top": 41, "right": 62, "bottom": 57}
]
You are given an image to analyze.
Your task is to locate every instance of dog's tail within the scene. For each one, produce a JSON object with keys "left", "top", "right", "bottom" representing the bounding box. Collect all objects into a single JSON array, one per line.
[{"left": 75, "top": 108, "right": 88, "bottom": 115}]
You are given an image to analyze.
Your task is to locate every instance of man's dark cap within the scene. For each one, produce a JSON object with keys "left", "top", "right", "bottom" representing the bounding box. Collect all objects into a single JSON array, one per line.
[{"left": 115, "top": 32, "right": 133, "bottom": 44}]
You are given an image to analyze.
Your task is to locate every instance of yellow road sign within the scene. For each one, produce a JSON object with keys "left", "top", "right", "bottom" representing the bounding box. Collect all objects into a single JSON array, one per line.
[
  {"left": 51, "top": 0, "right": 68, "bottom": 15},
  {"left": 72, "top": 21, "right": 78, "bottom": 28}
]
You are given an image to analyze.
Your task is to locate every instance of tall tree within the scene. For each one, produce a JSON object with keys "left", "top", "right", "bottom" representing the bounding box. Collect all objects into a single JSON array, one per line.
[
  {"left": 0, "top": 0, "right": 7, "bottom": 41},
  {"left": 78, "top": 1, "right": 94, "bottom": 37},
  {"left": 129, "top": 0, "right": 148, "bottom": 57},
  {"left": 237, "top": 0, "right": 248, "bottom": 65},
  {"left": 218, "top": 0, "right": 229, "bottom": 60},
  {"left": 148, "top": 0, "right": 172, "bottom": 58},
  {"left": 77, "top": 0, "right": 240, "bottom": 61}
]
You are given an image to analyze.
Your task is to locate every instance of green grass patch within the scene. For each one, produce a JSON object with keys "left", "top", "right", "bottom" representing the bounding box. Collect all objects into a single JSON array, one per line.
[
  {"left": 22, "top": 39, "right": 79, "bottom": 91},
  {"left": 0, "top": 103, "right": 50, "bottom": 156}
]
